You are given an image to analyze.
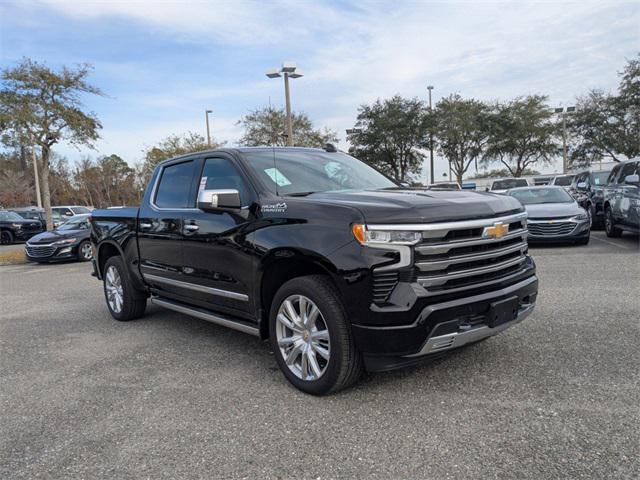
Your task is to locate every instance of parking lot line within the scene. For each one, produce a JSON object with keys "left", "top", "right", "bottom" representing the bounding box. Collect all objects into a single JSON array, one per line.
[{"left": 590, "top": 235, "right": 634, "bottom": 250}]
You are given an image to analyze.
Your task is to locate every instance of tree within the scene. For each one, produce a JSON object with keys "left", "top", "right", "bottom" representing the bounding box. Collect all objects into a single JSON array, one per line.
[
  {"left": 434, "top": 94, "right": 491, "bottom": 184},
  {"left": 483, "top": 95, "right": 559, "bottom": 177},
  {"left": 141, "top": 131, "right": 220, "bottom": 184},
  {"left": 569, "top": 54, "right": 640, "bottom": 165},
  {"left": 238, "top": 106, "right": 337, "bottom": 148},
  {"left": 471, "top": 167, "right": 540, "bottom": 179},
  {"left": 348, "top": 95, "right": 428, "bottom": 182},
  {"left": 0, "top": 59, "right": 104, "bottom": 229}
]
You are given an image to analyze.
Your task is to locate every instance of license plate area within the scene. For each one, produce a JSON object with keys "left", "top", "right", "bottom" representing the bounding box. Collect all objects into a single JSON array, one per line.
[{"left": 487, "top": 296, "right": 519, "bottom": 328}]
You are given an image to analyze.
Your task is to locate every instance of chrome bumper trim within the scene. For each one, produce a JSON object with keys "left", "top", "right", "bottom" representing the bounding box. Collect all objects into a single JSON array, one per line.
[{"left": 405, "top": 303, "right": 535, "bottom": 358}]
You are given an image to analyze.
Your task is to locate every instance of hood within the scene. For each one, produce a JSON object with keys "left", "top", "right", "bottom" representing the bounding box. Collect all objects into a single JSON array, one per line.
[
  {"left": 27, "top": 228, "right": 87, "bottom": 244},
  {"left": 524, "top": 202, "right": 582, "bottom": 219},
  {"left": 299, "top": 189, "right": 524, "bottom": 224}
]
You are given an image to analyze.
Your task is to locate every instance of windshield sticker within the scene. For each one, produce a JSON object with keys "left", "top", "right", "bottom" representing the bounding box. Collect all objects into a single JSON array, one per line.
[
  {"left": 264, "top": 168, "right": 292, "bottom": 187},
  {"left": 199, "top": 176, "right": 207, "bottom": 191}
]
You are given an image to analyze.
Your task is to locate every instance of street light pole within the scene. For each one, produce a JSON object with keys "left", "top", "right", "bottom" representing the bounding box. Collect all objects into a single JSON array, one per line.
[
  {"left": 427, "top": 85, "right": 434, "bottom": 185},
  {"left": 205, "top": 109, "right": 213, "bottom": 147},
  {"left": 266, "top": 62, "right": 303, "bottom": 147},
  {"left": 283, "top": 73, "right": 293, "bottom": 146},
  {"left": 554, "top": 106, "right": 575, "bottom": 174}
]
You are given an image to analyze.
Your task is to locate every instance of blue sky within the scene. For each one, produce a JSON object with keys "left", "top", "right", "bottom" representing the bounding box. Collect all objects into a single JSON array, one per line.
[{"left": 1, "top": 0, "right": 638, "bottom": 180}]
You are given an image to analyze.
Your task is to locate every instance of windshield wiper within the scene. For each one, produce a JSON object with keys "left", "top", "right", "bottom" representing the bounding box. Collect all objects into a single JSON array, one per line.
[{"left": 283, "top": 191, "right": 318, "bottom": 197}]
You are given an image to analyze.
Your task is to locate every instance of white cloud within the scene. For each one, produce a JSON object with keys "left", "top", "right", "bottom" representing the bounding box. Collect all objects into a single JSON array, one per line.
[{"left": 25, "top": 0, "right": 640, "bottom": 176}]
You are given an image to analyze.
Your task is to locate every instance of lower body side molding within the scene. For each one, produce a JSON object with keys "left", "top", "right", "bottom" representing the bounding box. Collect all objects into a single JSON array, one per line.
[{"left": 150, "top": 297, "right": 260, "bottom": 336}]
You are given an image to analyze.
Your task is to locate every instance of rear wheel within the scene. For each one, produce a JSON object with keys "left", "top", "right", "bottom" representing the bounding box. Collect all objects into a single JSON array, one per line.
[
  {"left": 605, "top": 207, "right": 622, "bottom": 238},
  {"left": 103, "top": 256, "right": 147, "bottom": 321},
  {"left": 1, "top": 230, "right": 14, "bottom": 245},
  {"left": 269, "top": 275, "right": 363, "bottom": 395}
]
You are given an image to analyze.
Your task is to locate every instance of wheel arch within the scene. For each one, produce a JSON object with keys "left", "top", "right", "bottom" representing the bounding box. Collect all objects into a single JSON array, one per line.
[
  {"left": 257, "top": 250, "right": 339, "bottom": 339},
  {"left": 97, "top": 240, "right": 124, "bottom": 277}
]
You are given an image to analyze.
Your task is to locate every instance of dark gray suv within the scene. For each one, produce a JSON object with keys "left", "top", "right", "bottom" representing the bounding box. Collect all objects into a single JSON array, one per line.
[{"left": 603, "top": 159, "right": 640, "bottom": 237}]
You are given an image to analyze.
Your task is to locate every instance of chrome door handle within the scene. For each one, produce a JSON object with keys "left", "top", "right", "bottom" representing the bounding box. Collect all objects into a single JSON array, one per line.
[
  {"left": 139, "top": 222, "right": 152, "bottom": 229},
  {"left": 184, "top": 224, "right": 199, "bottom": 231}
]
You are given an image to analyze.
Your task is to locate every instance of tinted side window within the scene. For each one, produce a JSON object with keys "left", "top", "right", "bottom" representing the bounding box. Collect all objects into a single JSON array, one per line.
[
  {"left": 154, "top": 161, "right": 195, "bottom": 208},
  {"left": 200, "top": 158, "right": 248, "bottom": 205},
  {"left": 607, "top": 165, "right": 621, "bottom": 185}
]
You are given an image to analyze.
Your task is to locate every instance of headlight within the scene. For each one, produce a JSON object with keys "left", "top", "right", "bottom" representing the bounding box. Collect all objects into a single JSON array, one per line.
[
  {"left": 572, "top": 213, "right": 589, "bottom": 222},
  {"left": 53, "top": 238, "right": 77, "bottom": 246},
  {"left": 352, "top": 224, "right": 422, "bottom": 245},
  {"left": 11, "top": 223, "right": 23, "bottom": 228}
]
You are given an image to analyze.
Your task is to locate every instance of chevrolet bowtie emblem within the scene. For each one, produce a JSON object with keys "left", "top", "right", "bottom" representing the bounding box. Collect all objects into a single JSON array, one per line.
[{"left": 483, "top": 222, "right": 508, "bottom": 239}]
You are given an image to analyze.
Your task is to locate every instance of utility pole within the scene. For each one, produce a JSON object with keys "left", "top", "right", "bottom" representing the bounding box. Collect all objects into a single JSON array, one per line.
[
  {"left": 427, "top": 85, "right": 434, "bottom": 185},
  {"left": 205, "top": 109, "right": 213, "bottom": 147},
  {"left": 283, "top": 73, "right": 293, "bottom": 146},
  {"left": 30, "top": 137, "right": 42, "bottom": 208}
]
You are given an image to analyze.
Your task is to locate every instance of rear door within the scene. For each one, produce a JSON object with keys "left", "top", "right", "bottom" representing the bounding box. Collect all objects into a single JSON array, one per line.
[
  {"left": 179, "top": 155, "right": 257, "bottom": 318},
  {"left": 137, "top": 159, "right": 198, "bottom": 297}
]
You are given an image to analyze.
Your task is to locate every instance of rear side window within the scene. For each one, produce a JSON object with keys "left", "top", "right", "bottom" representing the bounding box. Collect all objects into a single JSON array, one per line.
[{"left": 154, "top": 161, "right": 195, "bottom": 208}]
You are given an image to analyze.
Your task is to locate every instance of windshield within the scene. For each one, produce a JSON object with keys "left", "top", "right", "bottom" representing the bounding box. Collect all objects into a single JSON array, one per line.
[
  {"left": 13, "top": 211, "right": 42, "bottom": 220},
  {"left": 57, "top": 215, "right": 90, "bottom": 231},
  {"left": 242, "top": 150, "right": 397, "bottom": 196},
  {"left": 592, "top": 171, "right": 609, "bottom": 185},
  {"left": 492, "top": 179, "right": 528, "bottom": 190},
  {"left": 508, "top": 187, "right": 574, "bottom": 205},
  {"left": 0, "top": 211, "right": 24, "bottom": 221},
  {"left": 72, "top": 206, "right": 91, "bottom": 214},
  {"left": 553, "top": 175, "right": 574, "bottom": 186}
]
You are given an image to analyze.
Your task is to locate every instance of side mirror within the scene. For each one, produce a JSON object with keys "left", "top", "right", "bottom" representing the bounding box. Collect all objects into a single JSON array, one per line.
[
  {"left": 399, "top": 181, "right": 411, "bottom": 188},
  {"left": 624, "top": 174, "right": 639, "bottom": 185},
  {"left": 576, "top": 181, "right": 588, "bottom": 190},
  {"left": 197, "top": 189, "right": 241, "bottom": 211},
  {"left": 485, "top": 187, "right": 490, "bottom": 192}
]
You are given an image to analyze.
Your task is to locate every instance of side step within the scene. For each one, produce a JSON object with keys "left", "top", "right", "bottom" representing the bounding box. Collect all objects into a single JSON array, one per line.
[{"left": 150, "top": 297, "right": 260, "bottom": 337}]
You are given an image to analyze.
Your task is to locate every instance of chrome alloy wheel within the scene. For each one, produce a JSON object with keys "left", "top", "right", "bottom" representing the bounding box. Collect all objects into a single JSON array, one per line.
[
  {"left": 275, "top": 295, "right": 331, "bottom": 381},
  {"left": 105, "top": 265, "right": 124, "bottom": 313},
  {"left": 80, "top": 242, "right": 93, "bottom": 260}
]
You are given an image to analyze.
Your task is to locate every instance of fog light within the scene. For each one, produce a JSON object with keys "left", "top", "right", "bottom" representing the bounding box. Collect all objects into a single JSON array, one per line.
[{"left": 58, "top": 247, "right": 72, "bottom": 255}]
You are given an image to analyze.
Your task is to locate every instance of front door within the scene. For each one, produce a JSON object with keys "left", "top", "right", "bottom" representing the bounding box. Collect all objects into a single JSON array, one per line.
[
  {"left": 137, "top": 159, "right": 197, "bottom": 297},
  {"left": 180, "top": 155, "right": 257, "bottom": 318}
]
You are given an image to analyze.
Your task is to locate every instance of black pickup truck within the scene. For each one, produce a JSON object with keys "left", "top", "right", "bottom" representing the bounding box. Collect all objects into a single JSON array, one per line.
[{"left": 90, "top": 146, "right": 538, "bottom": 394}]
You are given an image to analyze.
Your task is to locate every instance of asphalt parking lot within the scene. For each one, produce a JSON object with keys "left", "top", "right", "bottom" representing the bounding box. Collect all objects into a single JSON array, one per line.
[{"left": 1, "top": 231, "right": 638, "bottom": 479}]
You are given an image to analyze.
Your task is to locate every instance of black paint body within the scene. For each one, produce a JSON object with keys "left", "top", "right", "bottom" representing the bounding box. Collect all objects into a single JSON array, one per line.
[{"left": 91, "top": 148, "right": 538, "bottom": 370}]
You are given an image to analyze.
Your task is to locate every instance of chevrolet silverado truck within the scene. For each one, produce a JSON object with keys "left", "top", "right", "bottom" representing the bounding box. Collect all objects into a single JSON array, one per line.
[{"left": 90, "top": 146, "right": 538, "bottom": 395}]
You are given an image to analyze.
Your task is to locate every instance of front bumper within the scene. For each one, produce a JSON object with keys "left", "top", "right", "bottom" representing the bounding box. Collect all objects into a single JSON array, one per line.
[
  {"left": 527, "top": 218, "right": 590, "bottom": 243},
  {"left": 353, "top": 275, "right": 538, "bottom": 372},
  {"left": 25, "top": 243, "right": 80, "bottom": 262}
]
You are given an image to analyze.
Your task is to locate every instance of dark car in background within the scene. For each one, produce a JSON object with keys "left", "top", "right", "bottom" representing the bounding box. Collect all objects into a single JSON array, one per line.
[
  {"left": 550, "top": 174, "right": 575, "bottom": 189},
  {"left": 507, "top": 186, "right": 590, "bottom": 245},
  {"left": 488, "top": 178, "right": 529, "bottom": 194},
  {"left": 569, "top": 170, "right": 611, "bottom": 229},
  {"left": 25, "top": 214, "right": 93, "bottom": 262},
  {"left": 603, "top": 158, "right": 640, "bottom": 237},
  {"left": 9, "top": 207, "right": 65, "bottom": 230},
  {"left": 0, "top": 210, "right": 45, "bottom": 244}
]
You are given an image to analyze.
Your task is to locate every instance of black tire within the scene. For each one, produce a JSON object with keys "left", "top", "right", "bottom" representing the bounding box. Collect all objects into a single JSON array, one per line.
[
  {"left": 77, "top": 240, "right": 93, "bottom": 262},
  {"left": 605, "top": 207, "right": 622, "bottom": 238},
  {"left": 1, "top": 230, "right": 14, "bottom": 245},
  {"left": 103, "top": 256, "right": 147, "bottom": 321},
  {"left": 269, "top": 275, "right": 363, "bottom": 395}
]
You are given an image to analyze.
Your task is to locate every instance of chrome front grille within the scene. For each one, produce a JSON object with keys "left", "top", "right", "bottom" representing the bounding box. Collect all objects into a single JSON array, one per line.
[
  {"left": 414, "top": 214, "right": 528, "bottom": 296},
  {"left": 527, "top": 220, "right": 575, "bottom": 236},
  {"left": 25, "top": 244, "right": 56, "bottom": 257}
]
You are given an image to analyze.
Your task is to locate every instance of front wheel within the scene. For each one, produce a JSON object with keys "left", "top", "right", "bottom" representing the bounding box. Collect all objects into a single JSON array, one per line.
[
  {"left": 269, "top": 275, "right": 363, "bottom": 395},
  {"left": 103, "top": 256, "right": 147, "bottom": 321},
  {"left": 605, "top": 208, "right": 622, "bottom": 238},
  {"left": 77, "top": 240, "right": 93, "bottom": 262}
]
